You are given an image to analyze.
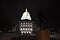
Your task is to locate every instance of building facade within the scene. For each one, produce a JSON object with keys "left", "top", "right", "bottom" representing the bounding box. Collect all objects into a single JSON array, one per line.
[{"left": 17, "top": 8, "right": 36, "bottom": 35}]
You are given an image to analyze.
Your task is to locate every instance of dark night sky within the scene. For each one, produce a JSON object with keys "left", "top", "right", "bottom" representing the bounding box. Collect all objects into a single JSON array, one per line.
[{"left": 0, "top": 0, "right": 60, "bottom": 31}]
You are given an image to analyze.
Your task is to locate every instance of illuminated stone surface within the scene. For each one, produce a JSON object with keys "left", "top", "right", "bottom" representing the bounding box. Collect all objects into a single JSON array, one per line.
[{"left": 21, "top": 8, "right": 31, "bottom": 20}]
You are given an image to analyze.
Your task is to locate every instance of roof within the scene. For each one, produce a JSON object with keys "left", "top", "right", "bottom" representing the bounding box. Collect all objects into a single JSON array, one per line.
[{"left": 21, "top": 8, "right": 32, "bottom": 20}]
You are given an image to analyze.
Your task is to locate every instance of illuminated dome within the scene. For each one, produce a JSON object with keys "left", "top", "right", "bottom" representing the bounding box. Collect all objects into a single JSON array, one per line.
[{"left": 21, "top": 8, "right": 31, "bottom": 20}]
